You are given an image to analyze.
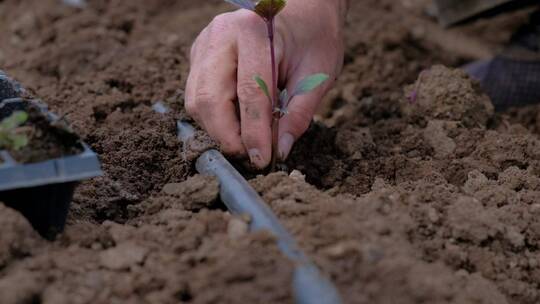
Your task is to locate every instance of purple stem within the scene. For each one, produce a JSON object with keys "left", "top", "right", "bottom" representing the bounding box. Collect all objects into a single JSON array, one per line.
[
  {"left": 267, "top": 18, "right": 278, "bottom": 111},
  {"left": 266, "top": 14, "right": 279, "bottom": 171}
]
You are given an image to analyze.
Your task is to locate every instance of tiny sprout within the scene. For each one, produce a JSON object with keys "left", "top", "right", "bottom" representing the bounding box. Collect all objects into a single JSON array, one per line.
[
  {"left": 226, "top": 0, "right": 329, "bottom": 170},
  {"left": 0, "top": 111, "right": 30, "bottom": 151},
  {"left": 408, "top": 69, "right": 429, "bottom": 104}
]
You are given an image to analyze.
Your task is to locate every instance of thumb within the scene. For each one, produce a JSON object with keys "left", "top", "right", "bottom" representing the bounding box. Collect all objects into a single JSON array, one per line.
[{"left": 278, "top": 65, "right": 335, "bottom": 161}]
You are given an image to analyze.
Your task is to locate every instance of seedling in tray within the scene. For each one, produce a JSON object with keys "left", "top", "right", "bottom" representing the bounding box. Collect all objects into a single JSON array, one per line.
[
  {"left": 225, "top": 0, "right": 329, "bottom": 170},
  {"left": 0, "top": 111, "right": 29, "bottom": 151},
  {"left": 0, "top": 72, "right": 102, "bottom": 240}
]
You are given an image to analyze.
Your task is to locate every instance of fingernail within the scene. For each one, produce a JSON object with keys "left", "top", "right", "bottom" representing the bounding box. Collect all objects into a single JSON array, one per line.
[
  {"left": 278, "top": 133, "right": 295, "bottom": 160},
  {"left": 248, "top": 149, "right": 265, "bottom": 168}
]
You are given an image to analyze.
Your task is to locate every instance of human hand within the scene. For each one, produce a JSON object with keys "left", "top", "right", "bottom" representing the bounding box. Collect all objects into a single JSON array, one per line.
[{"left": 186, "top": 0, "right": 345, "bottom": 168}]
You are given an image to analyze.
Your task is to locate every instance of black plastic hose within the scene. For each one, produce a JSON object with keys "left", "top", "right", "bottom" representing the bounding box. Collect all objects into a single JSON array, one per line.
[{"left": 177, "top": 121, "right": 343, "bottom": 304}]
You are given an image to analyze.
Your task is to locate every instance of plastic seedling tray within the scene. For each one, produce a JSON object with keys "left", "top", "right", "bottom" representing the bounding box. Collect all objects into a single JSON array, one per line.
[
  {"left": 0, "top": 70, "right": 22, "bottom": 100},
  {"left": 0, "top": 72, "right": 102, "bottom": 239}
]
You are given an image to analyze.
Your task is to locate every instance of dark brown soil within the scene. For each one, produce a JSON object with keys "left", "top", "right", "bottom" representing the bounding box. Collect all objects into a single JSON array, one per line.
[{"left": 1, "top": 0, "right": 540, "bottom": 303}]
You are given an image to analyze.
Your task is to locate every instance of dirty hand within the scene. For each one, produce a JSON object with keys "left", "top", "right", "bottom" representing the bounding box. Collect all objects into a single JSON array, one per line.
[{"left": 186, "top": 0, "right": 346, "bottom": 168}]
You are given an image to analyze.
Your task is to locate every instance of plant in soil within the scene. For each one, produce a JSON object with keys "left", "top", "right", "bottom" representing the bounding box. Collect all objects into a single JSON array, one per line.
[
  {"left": 225, "top": 0, "right": 329, "bottom": 170},
  {"left": 408, "top": 69, "right": 429, "bottom": 103},
  {"left": 0, "top": 111, "right": 29, "bottom": 151}
]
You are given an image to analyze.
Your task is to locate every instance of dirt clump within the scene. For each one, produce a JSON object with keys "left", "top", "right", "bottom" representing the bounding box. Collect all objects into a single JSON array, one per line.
[
  {"left": 159, "top": 174, "right": 220, "bottom": 212},
  {"left": 98, "top": 241, "right": 149, "bottom": 270},
  {"left": 0, "top": 191, "right": 294, "bottom": 303},
  {"left": 402, "top": 65, "right": 494, "bottom": 127},
  {"left": 285, "top": 65, "right": 540, "bottom": 303},
  {"left": 0, "top": 203, "right": 43, "bottom": 269},
  {"left": 251, "top": 173, "right": 510, "bottom": 304},
  {"left": 422, "top": 120, "right": 457, "bottom": 158},
  {"left": 0, "top": 270, "right": 44, "bottom": 304}
]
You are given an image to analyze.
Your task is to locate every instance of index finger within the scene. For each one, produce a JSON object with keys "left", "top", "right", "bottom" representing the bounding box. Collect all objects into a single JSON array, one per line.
[{"left": 185, "top": 16, "right": 245, "bottom": 156}]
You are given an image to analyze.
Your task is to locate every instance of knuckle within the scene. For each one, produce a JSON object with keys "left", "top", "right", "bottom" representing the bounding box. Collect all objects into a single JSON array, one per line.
[
  {"left": 236, "top": 13, "right": 267, "bottom": 38},
  {"left": 210, "top": 13, "right": 233, "bottom": 32},
  {"left": 211, "top": 13, "right": 227, "bottom": 25},
  {"left": 193, "top": 88, "right": 217, "bottom": 113},
  {"left": 236, "top": 11, "right": 261, "bottom": 27},
  {"left": 191, "top": 28, "right": 210, "bottom": 61},
  {"left": 194, "top": 87, "right": 216, "bottom": 104},
  {"left": 237, "top": 82, "right": 263, "bottom": 101}
]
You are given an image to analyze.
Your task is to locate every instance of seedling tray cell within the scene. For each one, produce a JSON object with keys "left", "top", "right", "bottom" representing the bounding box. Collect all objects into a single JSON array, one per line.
[{"left": 0, "top": 72, "right": 102, "bottom": 239}]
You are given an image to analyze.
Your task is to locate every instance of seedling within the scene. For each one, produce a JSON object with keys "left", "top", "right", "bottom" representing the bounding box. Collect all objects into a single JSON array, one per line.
[
  {"left": 225, "top": 0, "right": 329, "bottom": 170},
  {"left": 408, "top": 69, "right": 429, "bottom": 104},
  {"left": 0, "top": 111, "right": 29, "bottom": 151}
]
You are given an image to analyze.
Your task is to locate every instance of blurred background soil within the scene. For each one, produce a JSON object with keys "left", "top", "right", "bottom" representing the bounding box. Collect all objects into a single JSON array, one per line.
[{"left": 0, "top": 0, "right": 539, "bottom": 303}]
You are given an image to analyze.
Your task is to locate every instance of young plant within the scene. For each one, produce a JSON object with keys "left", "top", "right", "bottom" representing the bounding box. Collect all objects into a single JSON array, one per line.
[
  {"left": 0, "top": 111, "right": 29, "bottom": 151},
  {"left": 225, "top": 0, "right": 329, "bottom": 170},
  {"left": 408, "top": 69, "right": 429, "bottom": 104}
]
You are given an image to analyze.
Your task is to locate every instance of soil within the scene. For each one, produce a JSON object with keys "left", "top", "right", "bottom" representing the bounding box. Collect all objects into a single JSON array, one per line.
[{"left": 0, "top": 0, "right": 540, "bottom": 303}]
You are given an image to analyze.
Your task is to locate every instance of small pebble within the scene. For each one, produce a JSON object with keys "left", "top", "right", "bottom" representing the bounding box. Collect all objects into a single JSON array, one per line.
[
  {"left": 99, "top": 242, "right": 148, "bottom": 270},
  {"left": 427, "top": 207, "right": 439, "bottom": 223},
  {"left": 324, "top": 241, "right": 361, "bottom": 259},
  {"left": 227, "top": 216, "right": 250, "bottom": 240}
]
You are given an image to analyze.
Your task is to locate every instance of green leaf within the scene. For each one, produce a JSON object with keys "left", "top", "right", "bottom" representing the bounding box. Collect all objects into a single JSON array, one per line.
[
  {"left": 254, "top": 75, "right": 272, "bottom": 103},
  {"left": 292, "top": 73, "right": 329, "bottom": 97},
  {"left": 255, "top": 0, "right": 286, "bottom": 19},
  {"left": 11, "top": 134, "right": 28, "bottom": 151},
  {"left": 0, "top": 111, "right": 28, "bottom": 131},
  {"left": 224, "top": 0, "right": 255, "bottom": 10}
]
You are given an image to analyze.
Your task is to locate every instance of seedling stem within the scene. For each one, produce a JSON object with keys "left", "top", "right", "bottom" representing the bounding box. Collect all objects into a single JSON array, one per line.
[{"left": 266, "top": 10, "right": 280, "bottom": 170}]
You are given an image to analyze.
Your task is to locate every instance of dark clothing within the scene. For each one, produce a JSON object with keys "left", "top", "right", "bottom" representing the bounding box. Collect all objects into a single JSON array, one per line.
[
  {"left": 465, "top": 8, "right": 540, "bottom": 110},
  {"left": 436, "top": 0, "right": 538, "bottom": 26}
]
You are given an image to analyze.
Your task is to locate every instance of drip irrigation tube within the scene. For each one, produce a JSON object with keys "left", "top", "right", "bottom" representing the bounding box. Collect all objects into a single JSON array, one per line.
[{"left": 177, "top": 121, "right": 343, "bottom": 304}]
